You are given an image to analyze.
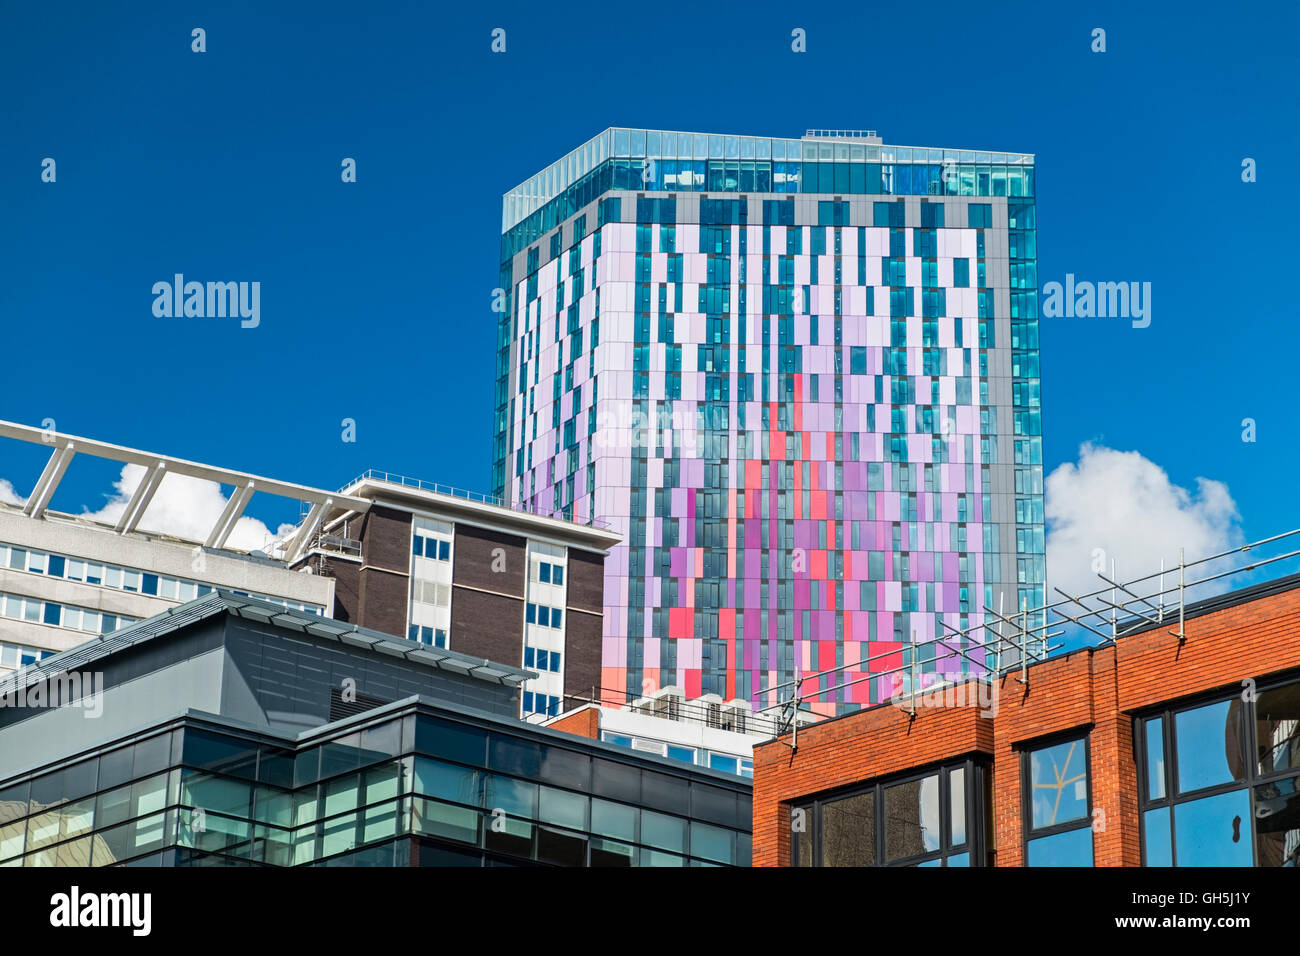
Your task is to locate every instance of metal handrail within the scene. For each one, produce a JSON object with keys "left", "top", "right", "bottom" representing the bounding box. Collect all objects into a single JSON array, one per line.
[
  {"left": 339, "top": 470, "right": 616, "bottom": 531},
  {"left": 755, "top": 527, "right": 1300, "bottom": 713}
]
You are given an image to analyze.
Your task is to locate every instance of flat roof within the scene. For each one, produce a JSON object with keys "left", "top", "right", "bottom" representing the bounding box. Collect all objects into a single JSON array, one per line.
[
  {"left": 337, "top": 472, "right": 622, "bottom": 551},
  {"left": 503, "top": 126, "right": 1036, "bottom": 230}
]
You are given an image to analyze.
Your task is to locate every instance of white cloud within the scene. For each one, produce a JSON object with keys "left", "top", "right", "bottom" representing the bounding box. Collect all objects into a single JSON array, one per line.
[
  {"left": 81, "top": 464, "right": 298, "bottom": 552},
  {"left": 1045, "top": 443, "right": 1242, "bottom": 607},
  {"left": 0, "top": 479, "right": 26, "bottom": 506}
]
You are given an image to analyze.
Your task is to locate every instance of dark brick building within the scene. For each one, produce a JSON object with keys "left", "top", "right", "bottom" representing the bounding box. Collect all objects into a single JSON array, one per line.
[{"left": 292, "top": 473, "right": 620, "bottom": 721}]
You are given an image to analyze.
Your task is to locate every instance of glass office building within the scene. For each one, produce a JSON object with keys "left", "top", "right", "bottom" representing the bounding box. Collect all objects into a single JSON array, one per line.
[
  {"left": 0, "top": 591, "right": 751, "bottom": 867},
  {"left": 0, "top": 705, "right": 752, "bottom": 867},
  {"left": 492, "top": 129, "right": 1044, "bottom": 715}
]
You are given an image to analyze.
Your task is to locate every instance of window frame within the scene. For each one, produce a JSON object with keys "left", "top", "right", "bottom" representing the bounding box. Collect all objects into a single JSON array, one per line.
[
  {"left": 790, "top": 756, "right": 988, "bottom": 867},
  {"left": 1135, "top": 670, "right": 1300, "bottom": 867},
  {"left": 1019, "top": 729, "right": 1094, "bottom": 865}
]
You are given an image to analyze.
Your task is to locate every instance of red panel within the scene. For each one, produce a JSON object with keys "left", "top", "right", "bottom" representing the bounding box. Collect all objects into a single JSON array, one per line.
[
  {"left": 669, "top": 606, "right": 688, "bottom": 639},
  {"left": 812, "top": 550, "right": 827, "bottom": 579},
  {"left": 719, "top": 608, "right": 736, "bottom": 639},
  {"left": 869, "top": 641, "right": 904, "bottom": 673}
]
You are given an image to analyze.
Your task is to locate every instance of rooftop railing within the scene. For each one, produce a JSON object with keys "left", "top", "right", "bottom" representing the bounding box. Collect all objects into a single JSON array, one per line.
[
  {"left": 755, "top": 526, "right": 1300, "bottom": 728},
  {"left": 338, "top": 470, "right": 616, "bottom": 531}
]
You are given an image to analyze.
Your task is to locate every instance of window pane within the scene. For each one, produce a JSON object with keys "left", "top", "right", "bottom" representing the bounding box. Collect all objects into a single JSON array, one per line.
[
  {"left": 689, "top": 821, "right": 734, "bottom": 863},
  {"left": 590, "top": 759, "right": 640, "bottom": 804},
  {"left": 488, "top": 735, "right": 542, "bottom": 779},
  {"left": 640, "top": 810, "right": 686, "bottom": 852},
  {"left": 321, "top": 774, "right": 359, "bottom": 817},
  {"left": 708, "top": 753, "right": 738, "bottom": 774},
  {"left": 947, "top": 852, "right": 969, "bottom": 867},
  {"left": 413, "top": 796, "right": 479, "bottom": 845},
  {"left": 413, "top": 758, "right": 480, "bottom": 806},
  {"left": 821, "top": 791, "right": 875, "bottom": 866},
  {"left": 415, "top": 718, "right": 487, "bottom": 766},
  {"left": 1144, "top": 806, "right": 1172, "bottom": 865},
  {"left": 590, "top": 836, "right": 635, "bottom": 867},
  {"left": 1253, "top": 775, "right": 1300, "bottom": 867},
  {"left": 484, "top": 775, "right": 536, "bottom": 819},
  {"left": 950, "top": 767, "right": 967, "bottom": 846},
  {"left": 638, "top": 769, "right": 685, "bottom": 814},
  {"left": 1255, "top": 680, "right": 1300, "bottom": 776},
  {"left": 538, "top": 786, "right": 587, "bottom": 831},
  {"left": 590, "top": 798, "right": 637, "bottom": 842},
  {"left": 319, "top": 733, "right": 362, "bottom": 779},
  {"left": 181, "top": 771, "right": 251, "bottom": 818},
  {"left": 536, "top": 825, "right": 585, "bottom": 866},
  {"left": 1030, "top": 739, "right": 1088, "bottom": 828},
  {"left": 1172, "top": 789, "right": 1252, "bottom": 866},
  {"left": 792, "top": 804, "right": 815, "bottom": 867},
  {"left": 884, "top": 774, "right": 940, "bottom": 859},
  {"left": 1026, "top": 826, "right": 1093, "bottom": 866},
  {"left": 483, "top": 795, "right": 533, "bottom": 858},
  {"left": 319, "top": 812, "right": 358, "bottom": 857},
  {"left": 0, "top": 820, "right": 24, "bottom": 862},
  {"left": 1144, "top": 718, "right": 1166, "bottom": 801},
  {"left": 92, "top": 812, "right": 169, "bottom": 866},
  {"left": 416, "top": 842, "right": 480, "bottom": 866},
  {"left": 0, "top": 782, "right": 28, "bottom": 826},
  {"left": 640, "top": 847, "right": 684, "bottom": 867},
  {"left": 183, "top": 730, "right": 257, "bottom": 779},
  {"left": 1175, "top": 700, "right": 1245, "bottom": 794}
]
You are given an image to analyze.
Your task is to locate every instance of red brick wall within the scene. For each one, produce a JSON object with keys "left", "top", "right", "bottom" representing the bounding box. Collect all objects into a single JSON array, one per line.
[
  {"left": 548, "top": 705, "right": 600, "bottom": 740},
  {"left": 753, "top": 584, "right": 1300, "bottom": 867}
]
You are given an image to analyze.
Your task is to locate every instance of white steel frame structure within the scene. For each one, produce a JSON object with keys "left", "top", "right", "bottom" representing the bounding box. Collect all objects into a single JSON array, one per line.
[{"left": 0, "top": 419, "right": 371, "bottom": 565}]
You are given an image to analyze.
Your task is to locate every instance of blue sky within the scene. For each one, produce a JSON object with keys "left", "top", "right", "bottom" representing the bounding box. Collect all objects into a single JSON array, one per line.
[{"left": 2, "top": 0, "right": 1296, "bottom": 587}]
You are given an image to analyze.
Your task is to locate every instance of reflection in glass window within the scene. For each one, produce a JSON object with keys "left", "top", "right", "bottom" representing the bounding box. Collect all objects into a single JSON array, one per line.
[
  {"left": 1253, "top": 775, "right": 1300, "bottom": 867},
  {"left": 822, "top": 791, "right": 875, "bottom": 866},
  {"left": 1029, "top": 739, "right": 1088, "bottom": 828},
  {"left": 539, "top": 786, "right": 587, "bottom": 831},
  {"left": 1140, "top": 682, "right": 1300, "bottom": 866},
  {"left": 794, "top": 761, "right": 980, "bottom": 867},
  {"left": 1024, "top": 735, "right": 1092, "bottom": 867},
  {"left": 590, "top": 799, "right": 637, "bottom": 843},
  {"left": 413, "top": 796, "right": 478, "bottom": 845},
  {"left": 884, "top": 774, "right": 940, "bottom": 860},
  {"left": 1172, "top": 789, "right": 1252, "bottom": 866},
  {"left": 1255, "top": 681, "right": 1300, "bottom": 776},
  {"left": 1175, "top": 699, "right": 1244, "bottom": 794},
  {"left": 950, "top": 768, "right": 966, "bottom": 846},
  {"left": 1143, "top": 807, "right": 1172, "bottom": 866},
  {"left": 640, "top": 810, "right": 686, "bottom": 853},
  {"left": 1145, "top": 717, "right": 1166, "bottom": 801},
  {"left": 1026, "top": 826, "right": 1093, "bottom": 866}
]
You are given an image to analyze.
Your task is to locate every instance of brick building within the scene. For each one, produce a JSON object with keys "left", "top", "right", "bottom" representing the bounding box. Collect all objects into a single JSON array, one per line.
[
  {"left": 291, "top": 472, "right": 621, "bottom": 721},
  {"left": 753, "top": 572, "right": 1300, "bottom": 867}
]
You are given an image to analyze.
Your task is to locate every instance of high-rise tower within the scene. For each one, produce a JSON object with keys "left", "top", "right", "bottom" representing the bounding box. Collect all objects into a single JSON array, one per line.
[{"left": 492, "top": 129, "right": 1043, "bottom": 717}]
